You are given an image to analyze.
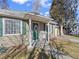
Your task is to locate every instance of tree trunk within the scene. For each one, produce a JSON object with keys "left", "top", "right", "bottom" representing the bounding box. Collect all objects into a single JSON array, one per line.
[{"left": 59, "top": 24, "right": 64, "bottom": 36}]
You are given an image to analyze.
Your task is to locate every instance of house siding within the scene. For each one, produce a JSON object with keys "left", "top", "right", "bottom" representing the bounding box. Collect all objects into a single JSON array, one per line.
[
  {"left": 22, "top": 21, "right": 29, "bottom": 36},
  {"left": 0, "top": 17, "right": 3, "bottom": 36}
]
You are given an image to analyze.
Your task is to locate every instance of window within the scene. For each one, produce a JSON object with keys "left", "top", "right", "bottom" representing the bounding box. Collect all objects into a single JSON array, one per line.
[{"left": 3, "top": 18, "right": 22, "bottom": 36}]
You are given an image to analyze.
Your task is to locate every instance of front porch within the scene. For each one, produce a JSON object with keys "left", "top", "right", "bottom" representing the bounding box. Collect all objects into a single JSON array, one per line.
[{"left": 28, "top": 18, "right": 58, "bottom": 47}]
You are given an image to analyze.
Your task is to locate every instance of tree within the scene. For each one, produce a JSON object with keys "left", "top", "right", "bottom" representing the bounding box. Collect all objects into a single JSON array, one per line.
[
  {"left": 50, "top": 0, "right": 78, "bottom": 35},
  {"left": 63, "top": 0, "right": 78, "bottom": 34},
  {"left": 50, "top": 0, "right": 65, "bottom": 35},
  {"left": 0, "top": 0, "right": 9, "bottom": 9},
  {"left": 32, "top": 0, "right": 41, "bottom": 14}
]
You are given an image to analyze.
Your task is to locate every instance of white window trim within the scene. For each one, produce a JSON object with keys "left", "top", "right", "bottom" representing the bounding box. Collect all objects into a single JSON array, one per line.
[{"left": 3, "top": 18, "right": 22, "bottom": 36}]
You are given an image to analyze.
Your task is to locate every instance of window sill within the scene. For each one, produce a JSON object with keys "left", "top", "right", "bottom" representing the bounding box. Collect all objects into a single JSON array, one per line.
[{"left": 3, "top": 34, "right": 22, "bottom": 36}]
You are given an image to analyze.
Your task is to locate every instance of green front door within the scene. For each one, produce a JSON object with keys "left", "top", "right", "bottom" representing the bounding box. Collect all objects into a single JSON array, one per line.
[{"left": 33, "top": 23, "right": 39, "bottom": 40}]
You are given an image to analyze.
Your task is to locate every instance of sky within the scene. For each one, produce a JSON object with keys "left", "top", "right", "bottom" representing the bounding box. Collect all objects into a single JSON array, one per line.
[
  {"left": 3, "top": 0, "right": 79, "bottom": 21},
  {"left": 7, "top": 0, "right": 52, "bottom": 16},
  {"left": 77, "top": 1, "right": 79, "bottom": 22}
]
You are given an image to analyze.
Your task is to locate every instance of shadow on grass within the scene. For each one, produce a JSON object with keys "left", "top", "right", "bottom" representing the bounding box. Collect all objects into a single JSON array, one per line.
[
  {"left": 49, "top": 38, "right": 79, "bottom": 59},
  {"left": 37, "top": 49, "right": 49, "bottom": 59},
  {"left": 28, "top": 47, "right": 56, "bottom": 59},
  {"left": 27, "top": 47, "right": 36, "bottom": 59}
]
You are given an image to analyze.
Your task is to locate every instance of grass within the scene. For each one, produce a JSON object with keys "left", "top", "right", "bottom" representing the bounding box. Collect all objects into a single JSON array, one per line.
[
  {"left": 0, "top": 45, "right": 29, "bottom": 59},
  {"left": 69, "top": 35, "right": 79, "bottom": 38},
  {"left": 28, "top": 47, "right": 56, "bottom": 59},
  {"left": 0, "top": 45, "right": 56, "bottom": 59},
  {"left": 50, "top": 38, "right": 79, "bottom": 59}
]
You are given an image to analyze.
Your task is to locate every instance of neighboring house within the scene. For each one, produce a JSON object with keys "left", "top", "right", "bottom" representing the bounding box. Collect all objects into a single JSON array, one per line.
[{"left": 0, "top": 9, "right": 59, "bottom": 47}]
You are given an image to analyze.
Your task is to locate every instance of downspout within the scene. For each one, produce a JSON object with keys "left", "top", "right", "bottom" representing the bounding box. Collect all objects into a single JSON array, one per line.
[{"left": 47, "top": 22, "right": 50, "bottom": 42}]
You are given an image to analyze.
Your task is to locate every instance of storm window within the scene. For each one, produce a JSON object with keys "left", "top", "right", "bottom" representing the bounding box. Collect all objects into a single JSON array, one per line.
[{"left": 3, "top": 18, "right": 22, "bottom": 36}]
